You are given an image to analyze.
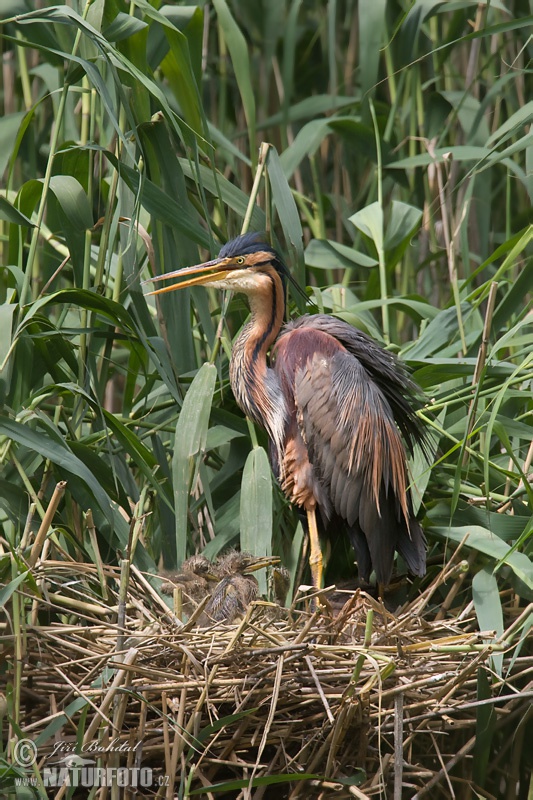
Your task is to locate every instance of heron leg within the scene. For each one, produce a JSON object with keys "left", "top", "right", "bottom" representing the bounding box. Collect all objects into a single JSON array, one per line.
[{"left": 307, "top": 507, "right": 323, "bottom": 590}]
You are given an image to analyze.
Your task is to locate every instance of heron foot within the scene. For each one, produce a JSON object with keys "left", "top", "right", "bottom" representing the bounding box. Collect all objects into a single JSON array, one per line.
[{"left": 306, "top": 507, "right": 323, "bottom": 590}]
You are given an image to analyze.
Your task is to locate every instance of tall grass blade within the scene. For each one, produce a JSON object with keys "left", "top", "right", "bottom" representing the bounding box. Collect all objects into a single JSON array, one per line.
[
  {"left": 472, "top": 567, "right": 504, "bottom": 676},
  {"left": 240, "top": 446, "right": 273, "bottom": 594},
  {"left": 171, "top": 363, "right": 217, "bottom": 567},
  {"left": 212, "top": 0, "right": 256, "bottom": 164}
]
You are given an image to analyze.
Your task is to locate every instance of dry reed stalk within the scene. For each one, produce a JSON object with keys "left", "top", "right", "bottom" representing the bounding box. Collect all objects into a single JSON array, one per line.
[
  {"left": 28, "top": 480, "right": 67, "bottom": 567},
  {"left": 462, "top": 280, "right": 499, "bottom": 466}
]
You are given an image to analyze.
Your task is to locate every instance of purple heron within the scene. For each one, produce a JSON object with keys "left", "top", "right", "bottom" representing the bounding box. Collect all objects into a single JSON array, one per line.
[{"left": 146, "top": 234, "right": 427, "bottom": 590}]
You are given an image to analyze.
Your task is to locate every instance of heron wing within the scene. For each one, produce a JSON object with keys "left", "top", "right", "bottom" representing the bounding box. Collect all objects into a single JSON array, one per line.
[
  {"left": 294, "top": 349, "right": 424, "bottom": 584},
  {"left": 281, "top": 314, "right": 428, "bottom": 456},
  {"left": 205, "top": 575, "right": 258, "bottom": 622}
]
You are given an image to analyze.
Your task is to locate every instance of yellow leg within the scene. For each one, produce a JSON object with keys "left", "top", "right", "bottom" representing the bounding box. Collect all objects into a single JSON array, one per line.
[{"left": 307, "top": 507, "right": 323, "bottom": 590}]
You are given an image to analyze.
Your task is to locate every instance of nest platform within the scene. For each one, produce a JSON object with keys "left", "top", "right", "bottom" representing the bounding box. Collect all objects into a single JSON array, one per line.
[{"left": 2, "top": 559, "right": 532, "bottom": 799}]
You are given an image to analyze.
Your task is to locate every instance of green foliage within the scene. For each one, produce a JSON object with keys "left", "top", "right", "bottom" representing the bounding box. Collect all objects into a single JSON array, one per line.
[{"left": 0, "top": 0, "right": 532, "bottom": 791}]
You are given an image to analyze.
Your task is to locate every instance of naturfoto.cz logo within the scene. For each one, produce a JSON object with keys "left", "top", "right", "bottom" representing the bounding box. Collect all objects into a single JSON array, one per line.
[{"left": 12, "top": 738, "right": 169, "bottom": 790}]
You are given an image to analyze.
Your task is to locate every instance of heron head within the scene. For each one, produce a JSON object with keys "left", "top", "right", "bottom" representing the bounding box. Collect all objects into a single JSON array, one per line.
[
  {"left": 216, "top": 549, "right": 281, "bottom": 576},
  {"left": 143, "top": 233, "right": 291, "bottom": 297}
]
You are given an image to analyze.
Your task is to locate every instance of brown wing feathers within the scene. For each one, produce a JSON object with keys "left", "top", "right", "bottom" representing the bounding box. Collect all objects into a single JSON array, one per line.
[
  {"left": 295, "top": 352, "right": 409, "bottom": 523},
  {"left": 284, "top": 315, "right": 427, "bottom": 456},
  {"left": 273, "top": 315, "right": 426, "bottom": 584}
]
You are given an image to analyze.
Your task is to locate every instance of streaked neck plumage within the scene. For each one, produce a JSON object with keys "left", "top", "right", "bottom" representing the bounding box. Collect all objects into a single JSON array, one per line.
[{"left": 228, "top": 266, "right": 287, "bottom": 460}]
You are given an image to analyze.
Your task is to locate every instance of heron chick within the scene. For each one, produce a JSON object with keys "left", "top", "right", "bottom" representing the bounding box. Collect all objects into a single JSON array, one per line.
[
  {"left": 205, "top": 551, "right": 280, "bottom": 623},
  {"left": 160, "top": 554, "right": 218, "bottom": 616}
]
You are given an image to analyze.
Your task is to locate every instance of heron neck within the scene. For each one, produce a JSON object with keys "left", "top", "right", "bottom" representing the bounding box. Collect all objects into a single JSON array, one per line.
[
  {"left": 242, "top": 271, "right": 285, "bottom": 362},
  {"left": 229, "top": 269, "right": 285, "bottom": 430}
]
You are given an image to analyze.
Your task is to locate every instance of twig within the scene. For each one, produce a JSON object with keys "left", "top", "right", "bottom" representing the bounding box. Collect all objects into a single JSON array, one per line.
[
  {"left": 394, "top": 692, "right": 403, "bottom": 800},
  {"left": 28, "top": 480, "right": 67, "bottom": 567},
  {"left": 462, "top": 281, "right": 498, "bottom": 466},
  {"left": 305, "top": 655, "right": 335, "bottom": 725}
]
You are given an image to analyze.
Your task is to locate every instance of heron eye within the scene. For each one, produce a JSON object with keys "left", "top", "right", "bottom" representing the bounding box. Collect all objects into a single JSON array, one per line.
[{"left": 236, "top": 256, "right": 245, "bottom": 265}]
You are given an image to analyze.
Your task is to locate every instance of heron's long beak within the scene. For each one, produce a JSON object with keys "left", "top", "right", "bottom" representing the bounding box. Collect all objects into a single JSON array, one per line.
[
  {"left": 241, "top": 556, "right": 281, "bottom": 574},
  {"left": 143, "top": 257, "right": 232, "bottom": 296}
]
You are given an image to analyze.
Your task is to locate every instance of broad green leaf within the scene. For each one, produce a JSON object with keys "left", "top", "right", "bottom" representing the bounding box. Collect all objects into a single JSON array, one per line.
[
  {"left": 137, "top": 117, "right": 208, "bottom": 372},
  {"left": 240, "top": 446, "right": 273, "bottom": 594},
  {"left": 330, "top": 118, "right": 384, "bottom": 161},
  {"left": 280, "top": 0, "right": 303, "bottom": 127},
  {"left": 0, "top": 416, "right": 114, "bottom": 525},
  {"left": 0, "top": 479, "right": 31, "bottom": 526},
  {"left": 0, "top": 570, "right": 31, "bottom": 605},
  {"left": 409, "top": 407, "right": 444, "bottom": 515},
  {"left": 172, "top": 363, "right": 217, "bottom": 566},
  {"left": 385, "top": 201, "right": 423, "bottom": 252},
  {"left": 400, "top": 0, "right": 448, "bottom": 56},
  {"left": 103, "top": 12, "right": 148, "bottom": 42},
  {"left": 405, "top": 358, "right": 516, "bottom": 387},
  {"left": 35, "top": 698, "right": 89, "bottom": 747},
  {"left": 18, "top": 288, "right": 137, "bottom": 333},
  {"left": 432, "top": 525, "right": 533, "bottom": 594},
  {"left": 266, "top": 145, "right": 305, "bottom": 295},
  {"left": 279, "top": 115, "right": 382, "bottom": 179},
  {"left": 203, "top": 493, "right": 241, "bottom": 561},
  {"left": 349, "top": 202, "right": 383, "bottom": 253},
  {"left": 106, "top": 156, "right": 211, "bottom": 248},
  {"left": 483, "top": 353, "right": 533, "bottom": 519},
  {"left": 208, "top": 122, "right": 253, "bottom": 165},
  {"left": 428, "top": 502, "right": 530, "bottom": 543},
  {"left": 11, "top": 17, "right": 137, "bottom": 156},
  {"left": 0, "top": 195, "right": 34, "bottom": 227},
  {"left": 491, "top": 236, "right": 533, "bottom": 331},
  {"left": 0, "top": 303, "right": 16, "bottom": 369},
  {"left": 179, "top": 159, "right": 265, "bottom": 229},
  {"left": 212, "top": 0, "right": 256, "bottom": 161},
  {"left": 261, "top": 94, "right": 356, "bottom": 128},
  {"left": 12, "top": 3, "right": 193, "bottom": 150},
  {"left": 389, "top": 146, "right": 493, "bottom": 169},
  {"left": 400, "top": 2, "right": 516, "bottom": 62},
  {"left": 0, "top": 111, "right": 26, "bottom": 178},
  {"left": 474, "top": 666, "right": 496, "bottom": 786},
  {"left": 437, "top": 0, "right": 509, "bottom": 10},
  {"left": 160, "top": 6, "right": 205, "bottom": 85},
  {"left": 48, "top": 175, "right": 93, "bottom": 230},
  {"left": 346, "top": 297, "right": 437, "bottom": 323},
  {"left": 51, "top": 382, "right": 171, "bottom": 505},
  {"left": 358, "top": 0, "right": 386, "bottom": 113},
  {"left": 330, "top": 308, "right": 384, "bottom": 343},
  {"left": 161, "top": 16, "right": 206, "bottom": 139},
  {"left": 194, "top": 708, "right": 258, "bottom": 747},
  {"left": 286, "top": 520, "right": 305, "bottom": 602},
  {"left": 279, "top": 118, "right": 332, "bottom": 178},
  {"left": 472, "top": 567, "right": 504, "bottom": 676},
  {"left": 305, "top": 239, "right": 378, "bottom": 270},
  {"left": 486, "top": 100, "right": 533, "bottom": 148},
  {"left": 440, "top": 91, "right": 490, "bottom": 146},
  {"left": 390, "top": 138, "right": 533, "bottom": 195},
  {"left": 402, "top": 304, "right": 472, "bottom": 360},
  {"left": 205, "top": 425, "right": 246, "bottom": 450}
]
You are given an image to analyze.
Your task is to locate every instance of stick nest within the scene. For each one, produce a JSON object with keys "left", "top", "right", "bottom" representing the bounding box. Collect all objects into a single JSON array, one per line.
[{"left": 5, "top": 558, "right": 532, "bottom": 799}]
